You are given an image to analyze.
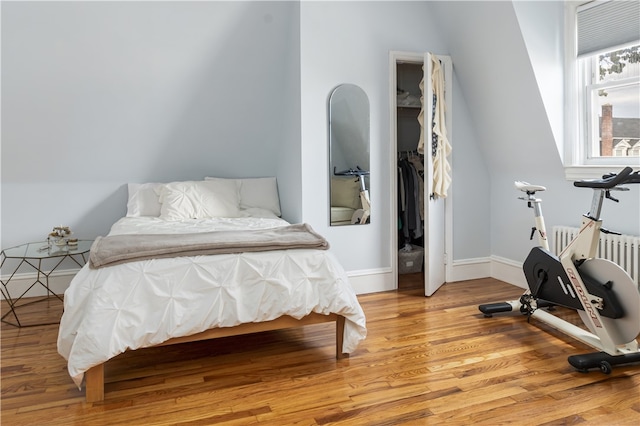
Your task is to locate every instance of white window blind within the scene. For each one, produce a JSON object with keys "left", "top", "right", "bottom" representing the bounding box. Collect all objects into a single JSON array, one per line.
[{"left": 577, "top": 0, "right": 640, "bottom": 57}]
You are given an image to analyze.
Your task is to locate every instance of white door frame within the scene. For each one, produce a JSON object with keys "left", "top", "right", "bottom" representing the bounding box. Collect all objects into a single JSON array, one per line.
[{"left": 389, "top": 51, "right": 453, "bottom": 291}]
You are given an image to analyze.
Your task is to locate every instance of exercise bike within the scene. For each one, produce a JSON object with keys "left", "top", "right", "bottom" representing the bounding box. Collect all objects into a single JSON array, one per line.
[
  {"left": 334, "top": 166, "right": 371, "bottom": 225},
  {"left": 479, "top": 167, "right": 640, "bottom": 374}
]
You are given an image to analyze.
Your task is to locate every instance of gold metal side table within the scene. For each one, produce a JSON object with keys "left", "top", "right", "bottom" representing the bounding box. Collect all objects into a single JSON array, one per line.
[{"left": 1, "top": 240, "right": 92, "bottom": 327}]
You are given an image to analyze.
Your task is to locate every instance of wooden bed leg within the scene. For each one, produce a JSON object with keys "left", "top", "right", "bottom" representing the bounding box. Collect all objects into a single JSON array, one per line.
[
  {"left": 85, "top": 364, "right": 105, "bottom": 403},
  {"left": 336, "top": 315, "right": 347, "bottom": 359}
]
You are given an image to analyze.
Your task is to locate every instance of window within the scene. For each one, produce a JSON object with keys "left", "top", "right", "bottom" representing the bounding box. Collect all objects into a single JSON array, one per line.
[
  {"left": 565, "top": 1, "right": 640, "bottom": 178},
  {"left": 580, "top": 44, "right": 640, "bottom": 161}
]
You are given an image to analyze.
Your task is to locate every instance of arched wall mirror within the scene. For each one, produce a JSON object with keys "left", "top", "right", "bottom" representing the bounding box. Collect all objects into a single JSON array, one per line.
[{"left": 328, "top": 84, "right": 370, "bottom": 226}]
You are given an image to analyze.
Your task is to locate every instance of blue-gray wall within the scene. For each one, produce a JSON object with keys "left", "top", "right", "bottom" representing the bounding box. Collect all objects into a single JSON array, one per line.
[
  {"left": 299, "top": 0, "right": 490, "bottom": 270},
  {"left": 2, "top": 1, "right": 301, "bottom": 244},
  {"left": 431, "top": 0, "right": 639, "bottom": 264},
  {"left": 2, "top": 1, "right": 638, "bottom": 285}
]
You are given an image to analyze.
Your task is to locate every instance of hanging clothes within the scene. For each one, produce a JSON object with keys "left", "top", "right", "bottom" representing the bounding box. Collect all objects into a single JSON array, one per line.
[
  {"left": 407, "top": 153, "right": 425, "bottom": 220},
  {"left": 417, "top": 76, "right": 426, "bottom": 156},
  {"left": 416, "top": 55, "right": 452, "bottom": 199},
  {"left": 397, "top": 154, "right": 424, "bottom": 248},
  {"left": 430, "top": 55, "right": 452, "bottom": 199}
]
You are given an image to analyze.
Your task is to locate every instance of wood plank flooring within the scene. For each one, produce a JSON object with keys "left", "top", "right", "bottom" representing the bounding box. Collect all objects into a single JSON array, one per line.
[{"left": 2, "top": 277, "right": 639, "bottom": 425}]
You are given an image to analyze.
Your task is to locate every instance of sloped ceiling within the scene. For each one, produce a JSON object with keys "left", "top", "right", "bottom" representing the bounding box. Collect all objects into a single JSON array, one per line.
[
  {"left": 429, "top": 0, "right": 563, "bottom": 178},
  {"left": 429, "top": 0, "right": 572, "bottom": 261}
]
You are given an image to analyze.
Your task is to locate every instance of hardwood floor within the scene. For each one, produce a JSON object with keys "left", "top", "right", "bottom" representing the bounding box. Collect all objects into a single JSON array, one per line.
[{"left": 2, "top": 278, "right": 639, "bottom": 425}]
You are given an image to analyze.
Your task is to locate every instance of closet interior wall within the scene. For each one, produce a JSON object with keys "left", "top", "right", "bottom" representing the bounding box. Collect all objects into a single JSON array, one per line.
[{"left": 396, "top": 62, "right": 425, "bottom": 272}]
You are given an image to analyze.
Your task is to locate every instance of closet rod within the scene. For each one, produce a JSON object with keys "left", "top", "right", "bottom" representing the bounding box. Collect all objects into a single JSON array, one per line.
[{"left": 398, "top": 150, "right": 422, "bottom": 159}]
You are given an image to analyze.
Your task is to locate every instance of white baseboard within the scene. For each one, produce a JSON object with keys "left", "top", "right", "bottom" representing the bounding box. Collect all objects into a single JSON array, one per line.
[
  {"left": 1, "top": 269, "right": 79, "bottom": 300},
  {"left": 448, "top": 257, "right": 492, "bottom": 282},
  {"left": 1, "top": 257, "right": 525, "bottom": 301},
  {"left": 490, "top": 255, "right": 527, "bottom": 289},
  {"left": 1, "top": 267, "right": 398, "bottom": 299},
  {"left": 347, "top": 268, "right": 395, "bottom": 294},
  {"left": 348, "top": 257, "right": 526, "bottom": 294},
  {"left": 447, "top": 256, "right": 526, "bottom": 288}
]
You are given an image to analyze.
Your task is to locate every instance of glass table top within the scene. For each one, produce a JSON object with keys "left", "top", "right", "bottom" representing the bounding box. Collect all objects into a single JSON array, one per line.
[{"left": 1, "top": 240, "right": 93, "bottom": 259}]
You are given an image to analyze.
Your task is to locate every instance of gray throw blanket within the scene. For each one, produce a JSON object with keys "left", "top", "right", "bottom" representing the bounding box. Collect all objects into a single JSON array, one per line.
[{"left": 89, "top": 223, "right": 329, "bottom": 269}]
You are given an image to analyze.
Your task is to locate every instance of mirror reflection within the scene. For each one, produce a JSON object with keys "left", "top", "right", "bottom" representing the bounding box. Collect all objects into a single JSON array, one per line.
[{"left": 329, "top": 84, "right": 370, "bottom": 226}]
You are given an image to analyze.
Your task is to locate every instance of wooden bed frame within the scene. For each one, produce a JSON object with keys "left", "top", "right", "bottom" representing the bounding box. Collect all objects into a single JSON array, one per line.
[{"left": 84, "top": 313, "right": 347, "bottom": 402}]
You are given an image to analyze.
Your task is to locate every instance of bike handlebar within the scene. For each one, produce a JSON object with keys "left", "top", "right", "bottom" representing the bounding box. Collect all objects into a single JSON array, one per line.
[
  {"left": 334, "top": 166, "right": 370, "bottom": 176},
  {"left": 625, "top": 170, "right": 640, "bottom": 184},
  {"left": 573, "top": 167, "right": 639, "bottom": 189}
]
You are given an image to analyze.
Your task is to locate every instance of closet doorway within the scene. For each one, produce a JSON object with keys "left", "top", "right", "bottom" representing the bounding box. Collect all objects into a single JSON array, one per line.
[{"left": 390, "top": 51, "right": 452, "bottom": 296}]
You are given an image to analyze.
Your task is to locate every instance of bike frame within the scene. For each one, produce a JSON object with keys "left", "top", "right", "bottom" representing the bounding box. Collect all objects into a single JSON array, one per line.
[
  {"left": 526, "top": 187, "right": 638, "bottom": 355},
  {"left": 480, "top": 168, "right": 640, "bottom": 373},
  {"left": 519, "top": 186, "right": 549, "bottom": 250}
]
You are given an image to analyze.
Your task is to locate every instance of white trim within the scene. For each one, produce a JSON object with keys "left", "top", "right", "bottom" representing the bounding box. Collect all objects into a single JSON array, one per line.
[
  {"left": 389, "top": 51, "right": 400, "bottom": 292},
  {"left": 564, "top": 1, "right": 640, "bottom": 178},
  {"left": 564, "top": 1, "right": 581, "bottom": 168},
  {"left": 389, "top": 50, "right": 454, "bottom": 294},
  {"left": 440, "top": 55, "right": 455, "bottom": 287},
  {"left": 490, "top": 256, "right": 527, "bottom": 290},
  {"left": 1, "top": 266, "right": 396, "bottom": 298},
  {"left": 347, "top": 258, "right": 515, "bottom": 294},
  {"left": 447, "top": 256, "right": 526, "bottom": 289},
  {"left": 1, "top": 259, "right": 526, "bottom": 299},
  {"left": 348, "top": 256, "right": 526, "bottom": 294},
  {"left": 448, "top": 257, "right": 491, "bottom": 283},
  {"left": 1, "top": 268, "right": 79, "bottom": 299},
  {"left": 347, "top": 268, "right": 395, "bottom": 295}
]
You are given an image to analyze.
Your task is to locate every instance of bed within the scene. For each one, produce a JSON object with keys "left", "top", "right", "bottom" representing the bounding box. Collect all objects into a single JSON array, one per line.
[{"left": 57, "top": 177, "right": 367, "bottom": 402}]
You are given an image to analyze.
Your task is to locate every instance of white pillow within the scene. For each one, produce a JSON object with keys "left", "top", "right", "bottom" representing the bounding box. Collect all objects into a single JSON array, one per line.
[
  {"left": 239, "top": 207, "right": 281, "bottom": 219},
  {"left": 158, "top": 180, "right": 240, "bottom": 220},
  {"left": 126, "top": 183, "right": 164, "bottom": 217},
  {"left": 238, "top": 177, "right": 281, "bottom": 216},
  {"left": 205, "top": 177, "right": 281, "bottom": 217}
]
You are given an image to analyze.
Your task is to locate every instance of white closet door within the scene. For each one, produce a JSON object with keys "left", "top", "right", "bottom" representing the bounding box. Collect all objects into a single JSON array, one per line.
[{"left": 424, "top": 53, "right": 451, "bottom": 297}]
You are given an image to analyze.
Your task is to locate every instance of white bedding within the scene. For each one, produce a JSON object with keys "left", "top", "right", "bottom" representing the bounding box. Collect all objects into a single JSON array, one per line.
[{"left": 57, "top": 216, "right": 367, "bottom": 388}]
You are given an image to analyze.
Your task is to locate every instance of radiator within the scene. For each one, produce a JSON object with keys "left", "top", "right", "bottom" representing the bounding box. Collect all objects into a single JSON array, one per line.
[{"left": 552, "top": 226, "right": 640, "bottom": 285}]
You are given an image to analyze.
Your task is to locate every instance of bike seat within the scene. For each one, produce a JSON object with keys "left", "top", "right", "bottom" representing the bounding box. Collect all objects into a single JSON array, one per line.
[{"left": 515, "top": 181, "right": 546, "bottom": 193}]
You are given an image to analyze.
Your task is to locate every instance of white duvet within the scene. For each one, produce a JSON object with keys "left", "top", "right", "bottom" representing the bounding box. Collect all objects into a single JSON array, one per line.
[{"left": 57, "top": 216, "right": 367, "bottom": 388}]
